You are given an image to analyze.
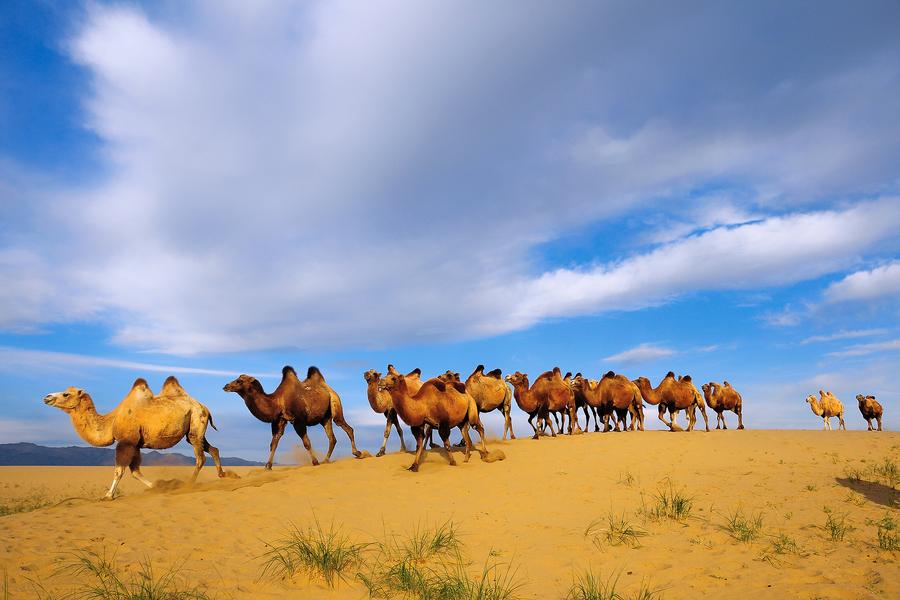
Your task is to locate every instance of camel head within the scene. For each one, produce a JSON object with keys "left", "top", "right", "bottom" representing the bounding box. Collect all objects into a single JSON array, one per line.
[
  {"left": 377, "top": 372, "right": 405, "bottom": 393},
  {"left": 570, "top": 373, "right": 587, "bottom": 392},
  {"left": 438, "top": 370, "right": 460, "bottom": 383},
  {"left": 805, "top": 394, "right": 818, "bottom": 406},
  {"left": 633, "top": 376, "right": 651, "bottom": 388},
  {"left": 505, "top": 371, "right": 528, "bottom": 388},
  {"left": 43, "top": 387, "right": 89, "bottom": 413},
  {"left": 223, "top": 374, "right": 258, "bottom": 394},
  {"left": 363, "top": 369, "right": 381, "bottom": 384}
]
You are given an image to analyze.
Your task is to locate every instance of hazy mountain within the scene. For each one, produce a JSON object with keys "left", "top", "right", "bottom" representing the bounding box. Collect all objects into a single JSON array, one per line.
[{"left": 0, "top": 443, "right": 264, "bottom": 466}]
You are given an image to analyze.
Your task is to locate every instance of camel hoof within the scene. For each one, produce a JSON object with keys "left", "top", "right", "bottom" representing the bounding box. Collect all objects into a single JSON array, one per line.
[
  {"left": 355, "top": 450, "right": 372, "bottom": 459},
  {"left": 311, "top": 459, "right": 320, "bottom": 466},
  {"left": 738, "top": 425, "right": 744, "bottom": 430},
  {"left": 376, "top": 449, "right": 386, "bottom": 457},
  {"left": 407, "top": 463, "right": 419, "bottom": 472},
  {"left": 531, "top": 434, "right": 539, "bottom": 440},
  {"left": 101, "top": 495, "right": 115, "bottom": 502}
]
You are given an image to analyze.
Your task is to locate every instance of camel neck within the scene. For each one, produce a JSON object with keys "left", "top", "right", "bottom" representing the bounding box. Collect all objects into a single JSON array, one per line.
[
  {"left": 69, "top": 397, "right": 116, "bottom": 447},
  {"left": 388, "top": 380, "right": 423, "bottom": 425},
  {"left": 511, "top": 381, "right": 535, "bottom": 412},
  {"left": 808, "top": 400, "right": 823, "bottom": 416},
  {"left": 637, "top": 380, "right": 662, "bottom": 404},
  {"left": 241, "top": 387, "right": 280, "bottom": 422}
]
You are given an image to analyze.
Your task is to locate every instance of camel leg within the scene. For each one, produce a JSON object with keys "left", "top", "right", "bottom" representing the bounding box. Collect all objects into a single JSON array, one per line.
[
  {"left": 722, "top": 411, "right": 728, "bottom": 430},
  {"left": 823, "top": 416, "right": 830, "bottom": 431},
  {"left": 391, "top": 410, "right": 408, "bottom": 451},
  {"left": 188, "top": 437, "right": 206, "bottom": 484},
  {"left": 331, "top": 412, "right": 361, "bottom": 457},
  {"left": 569, "top": 405, "right": 581, "bottom": 434},
  {"left": 438, "top": 425, "right": 456, "bottom": 466},
  {"left": 293, "top": 421, "right": 320, "bottom": 466},
  {"left": 581, "top": 405, "right": 591, "bottom": 432},
  {"left": 592, "top": 407, "right": 600, "bottom": 432},
  {"left": 407, "top": 426, "right": 426, "bottom": 471},
  {"left": 527, "top": 413, "right": 539, "bottom": 439},
  {"left": 698, "top": 404, "right": 710, "bottom": 432},
  {"left": 670, "top": 409, "right": 679, "bottom": 431},
  {"left": 877, "top": 416, "right": 882, "bottom": 431},
  {"left": 377, "top": 413, "right": 393, "bottom": 457},
  {"left": 736, "top": 406, "right": 744, "bottom": 430},
  {"left": 504, "top": 398, "right": 516, "bottom": 440},
  {"left": 839, "top": 413, "right": 845, "bottom": 431},
  {"left": 657, "top": 404, "right": 672, "bottom": 428},
  {"left": 104, "top": 444, "right": 134, "bottom": 500},
  {"left": 202, "top": 439, "right": 225, "bottom": 477},
  {"left": 322, "top": 419, "right": 339, "bottom": 462},
  {"left": 458, "top": 424, "right": 472, "bottom": 463},
  {"left": 686, "top": 408, "right": 696, "bottom": 432},
  {"left": 266, "top": 420, "right": 287, "bottom": 470},
  {"left": 128, "top": 449, "right": 153, "bottom": 489}
]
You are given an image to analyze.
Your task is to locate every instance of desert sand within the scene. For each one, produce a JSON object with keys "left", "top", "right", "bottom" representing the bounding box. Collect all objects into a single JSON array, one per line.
[{"left": 1, "top": 430, "right": 897, "bottom": 598}]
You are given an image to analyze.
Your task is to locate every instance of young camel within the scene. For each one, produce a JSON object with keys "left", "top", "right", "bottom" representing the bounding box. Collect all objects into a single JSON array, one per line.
[
  {"left": 377, "top": 373, "right": 489, "bottom": 471},
  {"left": 364, "top": 369, "right": 408, "bottom": 456},
  {"left": 701, "top": 381, "right": 745, "bottom": 430},
  {"left": 633, "top": 372, "right": 709, "bottom": 432},
  {"left": 505, "top": 371, "right": 553, "bottom": 439},
  {"left": 805, "top": 390, "right": 845, "bottom": 430},
  {"left": 43, "top": 377, "right": 226, "bottom": 500},
  {"left": 224, "top": 366, "right": 362, "bottom": 469},
  {"left": 856, "top": 394, "right": 883, "bottom": 431}
]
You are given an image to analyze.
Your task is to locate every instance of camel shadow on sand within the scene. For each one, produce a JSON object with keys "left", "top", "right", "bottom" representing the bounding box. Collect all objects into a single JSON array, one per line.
[{"left": 834, "top": 477, "right": 899, "bottom": 509}]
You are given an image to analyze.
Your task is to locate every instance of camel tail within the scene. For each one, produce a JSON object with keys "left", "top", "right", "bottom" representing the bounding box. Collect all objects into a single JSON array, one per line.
[{"left": 207, "top": 411, "right": 218, "bottom": 432}]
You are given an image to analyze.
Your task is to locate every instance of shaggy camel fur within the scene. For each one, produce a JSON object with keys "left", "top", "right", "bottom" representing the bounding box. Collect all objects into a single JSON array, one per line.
[
  {"left": 378, "top": 373, "right": 488, "bottom": 471},
  {"left": 506, "top": 371, "right": 560, "bottom": 440},
  {"left": 364, "top": 369, "right": 408, "bottom": 456},
  {"left": 224, "top": 366, "right": 361, "bottom": 468},
  {"left": 856, "top": 394, "right": 883, "bottom": 431},
  {"left": 701, "top": 381, "right": 745, "bottom": 430},
  {"left": 805, "top": 390, "right": 845, "bottom": 430},
  {"left": 633, "top": 372, "right": 709, "bottom": 432},
  {"left": 441, "top": 366, "right": 515, "bottom": 440},
  {"left": 571, "top": 372, "right": 642, "bottom": 432},
  {"left": 43, "top": 377, "right": 226, "bottom": 500}
]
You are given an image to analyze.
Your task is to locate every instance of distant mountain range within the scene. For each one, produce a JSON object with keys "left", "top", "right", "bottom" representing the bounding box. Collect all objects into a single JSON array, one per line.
[{"left": 0, "top": 443, "right": 264, "bottom": 467}]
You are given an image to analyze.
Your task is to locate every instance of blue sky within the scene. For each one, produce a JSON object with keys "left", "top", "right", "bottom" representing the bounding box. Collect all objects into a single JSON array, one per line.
[{"left": 1, "top": 1, "right": 899, "bottom": 460}]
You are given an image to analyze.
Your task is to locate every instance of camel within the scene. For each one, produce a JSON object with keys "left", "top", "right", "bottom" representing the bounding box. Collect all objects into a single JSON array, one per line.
[
  {"left": 224, "top": 365, "right": 361, "bottom": 468},
  {"left": 43, "top": 377, "right": 226, "bottom": 500},
  {"left": 505, "top": 370, "right": 575, "bottom": 438},
  {"left": 571, "top": 372, "right": 641, "bottom": 432},
  {"left": 377, "top": 373, "right": 489, "bottom": 471},
  {"left": 856, "top": 394, "right": 883, "bottom": 431},
  {"left": 549, "top": 368, "right": 579, "bottom": 434},
  {"left": 364, "top": 370, "right": 408, "bottom": 457},
  {"left": 805, "top": 390, "right": 845, "bottom": 430},
  {"left": 441, "top": 365, "right": 515, "bottom": 440},
  {"left": 633, "top": 372, "right": 709, "bottom": 432},
  {"left": 701, "top": 381, "right": 745, "bottom": 430}
]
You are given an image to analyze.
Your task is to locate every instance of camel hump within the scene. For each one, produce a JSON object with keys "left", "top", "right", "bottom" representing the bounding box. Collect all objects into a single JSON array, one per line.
[
  {"left": 681, "top": 374, "right": 692, "bottom": 382},
  {"left": 282, "top": 365, "right": 297, "bottom": 378},
  {"left": 723, "top": 380, "right": 731, "bottom": 387},
  {"left": 665, "top": 371, "right": 676, "bottom": 378},
  {"left": 603, "top": 370, "right": 616, "bottom": 379},
  {"left": 431, "top": 379, "right": 447, "bottom": 393},
  {"left": 553, "top": 366, "right": 561, "bottom": 376},
  {"left": 475, "top": 364, "right": 485, "bottom": 374},
  {"left": 306, "top": 366, "right": 323, "bottom": 380},
  {"left": 161, "top": 376, "right": 184, "bottom": 393},
  {"left": 132, "top": 378, "right": 149, "bottom": 390},
  {"left": 486, "top": 368, "right": 502, "bottom": 379},
  {"left": 406, "top": 368, "right": 421, "bottom": 377},
  {"left": 387, "top": 364, "right": 399, "bottom": 374},
  {"left": 452, "top": 381, "right": 467, "bottom": 394}
]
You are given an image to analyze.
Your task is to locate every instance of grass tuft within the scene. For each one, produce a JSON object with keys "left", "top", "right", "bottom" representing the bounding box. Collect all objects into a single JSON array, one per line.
[
  {"left": 874, "top": 513, "right": 899, "bottom": 551},
  {"left": 758, "top": 533, "right": 803, "bottom": 566},
  {"left": 565, "top": 569, "right": 662, "bottom": 600},
  {"left": 822, "top": 507, "right": 853, "bottom": 542},
  {"left": 585, "top": 512, "right": 648, "bottom": 548},
  {"left": 640, "top": 483, "right": 693, "bottom": 522},
  {"left": 41, "top": 547, "right": 209, "bottom": 599},
  {"left": 259, "top": 518, "right": 366, "bottom": 587},
  {"left": 872, "top": 458, "right": 899, "bottom": 489},
  {"left": 722, "top": 508, "right": 764, "bottom": 543}
]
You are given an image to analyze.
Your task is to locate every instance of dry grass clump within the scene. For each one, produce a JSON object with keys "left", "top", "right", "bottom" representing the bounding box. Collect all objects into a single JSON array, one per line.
[
  {"left": 758, "top": 533, "right": 804, "bottom": 566},
  {"left": 565, "top": 569, "right": 662, "bottom": 600},
  {"left": 822, "top": 507, "right": 853, "bottom": 542},
  {"left": 722, "top": 508, "right": 764, "bottom": 543},
  {"left": 639, "top": 483, "right": 693, "bottom": 522},
  {"left": 585, "top": 512, "right": 648, "bottom": 548},
  {"left": 259, "top": 518, "right": 366, "bottom": 587},
  {"left": 872, "top": 513, "right": 899, "bottom": 551}
]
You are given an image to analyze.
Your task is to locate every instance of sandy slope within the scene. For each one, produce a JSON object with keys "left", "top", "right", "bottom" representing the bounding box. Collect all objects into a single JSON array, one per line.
[{"left": 0, "top": 430, "right": 897, "bottom": 599}]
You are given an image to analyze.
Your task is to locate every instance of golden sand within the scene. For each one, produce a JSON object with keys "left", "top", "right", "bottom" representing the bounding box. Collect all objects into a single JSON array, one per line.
[{"left": 1, "top": 430, "right": 897, "bottom": 598}]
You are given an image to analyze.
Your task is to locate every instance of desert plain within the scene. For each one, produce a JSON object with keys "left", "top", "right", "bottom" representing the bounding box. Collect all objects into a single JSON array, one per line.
[{"left": 0, "top": 430, "right": 897, "bottom": 599}]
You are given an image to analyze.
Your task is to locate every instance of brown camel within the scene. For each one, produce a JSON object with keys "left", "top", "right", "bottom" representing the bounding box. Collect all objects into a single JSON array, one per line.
[
  {"left": 701, "top": 381, "right": 745, "bottom": 430},
  {"left": 364, "top": 369, "right": 408, "bottom": 456},
  {"left": 856, "top": 394, "right": 884, "bottom": 431},
  {"left": 43, "top": 377, "right": 226, "bottom": 500},
  {"left": 224, "top": 365, "right": 361, "bottom": 468},
  {"left": 633, "top": 372, "right": 709, "bottom": 432},
  {"left": 377, "top": 373, "right": 489, "bottom": 471},
  {"left": 571, "top": 372, "right": 640, "bottom": 432},
  {"left": 805, "top": 390, "right": 845, "bottom": 430},
  {"left": 548, "top": 368, "right": 579, "bottom": 434},
  {"left": 505, "top": 370, "right": 575, "bottom": 438},
  {"left": 442, "top": 366, "right": 515, "bottom": 440}
]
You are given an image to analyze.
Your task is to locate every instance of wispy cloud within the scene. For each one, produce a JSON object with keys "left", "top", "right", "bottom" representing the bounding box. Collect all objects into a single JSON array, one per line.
[
  {"left": 828, "top": 339, "right": 900, "bottom": 358},
  {"left": 824, "top": 262, "right": 900, "bottom": 303},
  {"left": 603, "top": 343, "right": 676, "bottom": 366},
  {"left": 801, "top": 328, "right": 887, "bottom": 344},
  {"left": 0, "top": 347, "right": 270, "bottom": 378}
]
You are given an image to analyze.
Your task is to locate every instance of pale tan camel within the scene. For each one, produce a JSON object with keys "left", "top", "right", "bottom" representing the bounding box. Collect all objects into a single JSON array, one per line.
[
  {"left": 701, "top": 381, "right": 745, "bottom": 430},
  {"left": 805, "top": 390, "right": 845, "bottom": 430},
  {"left": 43, "top": 377, "right": 226, "bottom": 500},
  {"left": 364, "top": 369, "right": 407, "bottom": 456},
  {"left": 378, "top": 373, "right": 489, "bottom": 471},
  {"left": 856, "top": 394, "right": 883, "bottom": 431},
  {"left": 572, "top": 372, "right": 643, "bottom": 432}
]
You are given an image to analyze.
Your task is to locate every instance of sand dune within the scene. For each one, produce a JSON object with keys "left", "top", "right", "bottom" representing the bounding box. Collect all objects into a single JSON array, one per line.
[{"left": 1, "top": 430, "right": 897, "bottom": 598}]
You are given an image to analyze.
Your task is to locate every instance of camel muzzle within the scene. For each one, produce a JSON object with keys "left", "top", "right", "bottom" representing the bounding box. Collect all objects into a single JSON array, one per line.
[{"left": 43, "top": 395, "right": 55, "bottom": 405}]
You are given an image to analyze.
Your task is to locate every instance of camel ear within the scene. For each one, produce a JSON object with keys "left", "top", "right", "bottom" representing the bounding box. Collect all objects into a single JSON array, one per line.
[
  {"left": 486, "top": 368, "right": 502, "bottom": 379},
  {"left": 431, "top": 380, "right": 446, "bottom": 393},
  {"left": 452, "top": 382, "right": 466, "bottom": 394}
]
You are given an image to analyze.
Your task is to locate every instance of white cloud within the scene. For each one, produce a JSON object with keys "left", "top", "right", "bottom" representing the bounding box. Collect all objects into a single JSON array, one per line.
[
  {"left": 1, "top": 3, "right": 899, "bottom": 353},
  {"left": 800, "top": 328, "right": 888, "bottom": 344},
  {"left": 603, "top": 343, "right": 676, "bottom": 366},
  {"left": 823, "top": 262, "right": 900, "bottom": 303},
  {"left": 828, "top": 339, "right": 900, "bottom": 358}
]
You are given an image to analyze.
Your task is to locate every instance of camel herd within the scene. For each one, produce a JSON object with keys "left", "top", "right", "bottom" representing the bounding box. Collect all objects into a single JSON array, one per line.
[{"left": 41, "top": 364, "right": 886, "bottom": 500}]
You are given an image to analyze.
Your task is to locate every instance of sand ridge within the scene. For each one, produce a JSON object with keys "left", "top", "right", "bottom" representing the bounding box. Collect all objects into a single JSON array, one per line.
[{"left": 0, "top": 430, "right": 898, "bottom": 598}]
